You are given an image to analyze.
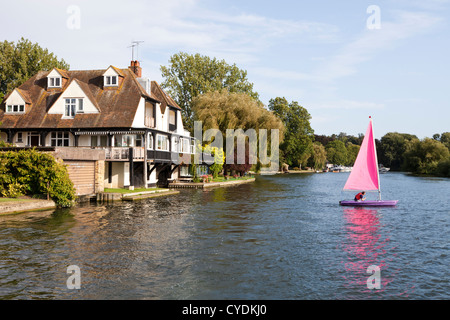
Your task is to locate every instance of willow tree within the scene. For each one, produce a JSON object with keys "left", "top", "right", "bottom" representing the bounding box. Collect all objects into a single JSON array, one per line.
[
  {"left": 310, "top": 142, "right": 327, "bottom": 170},
  {"left": 192, "top": 90, "right": 284, "bottom": 174},
  {"left": 0, "top": 38, "right": 69, "bottom": 99},
  {"left": 160, "top": 52, "right": 259, "bottom": 133}
]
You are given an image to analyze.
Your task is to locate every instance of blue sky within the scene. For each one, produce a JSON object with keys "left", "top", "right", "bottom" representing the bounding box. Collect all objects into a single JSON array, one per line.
[{"left": 1, "top": 0, "right": 449, "bottom": 139}]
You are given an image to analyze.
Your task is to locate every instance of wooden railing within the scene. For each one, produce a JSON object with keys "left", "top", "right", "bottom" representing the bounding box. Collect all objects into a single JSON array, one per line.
[{"left": 102, "top": 147, "right": 145, "bottom": 160}]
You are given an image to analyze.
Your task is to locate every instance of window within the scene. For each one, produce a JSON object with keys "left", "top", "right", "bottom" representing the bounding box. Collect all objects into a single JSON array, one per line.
[
  {"left": 48, "top": 77, "right": 61, "bottom": 88},
  {"left": 105, "top": 75, "right": 118, "bottom": 86},
  {"left": 156, "top": 135, "right": 169, "bottom": 151},
  {"left": 91, "top": 135, "right": 108, "bottom": 147},
  {"left": 51, "top": 132, "right": 70, "bottom": 147},
  {"left": 148, "top": 134, "right": 153, "bottom": 150},
  {"left": 169, "top": 110, "right": 176, "bottom": 125},
  {"left": 64, "top": 99, "right": 84, "bottom": 117},
  {"left": 179, "top": 166, "right": 191, "bottom": 177},
  {"left": 16, "top": 132, "right": 23, "bottom": 143},
  {"left": 65, "top": 99, "right": 76, "bottom": 118},
  {"left": 135, "top": 135, "right": 142, "bottom": 147},
  {"left": 6, "top": 105, "right": 25, "bottom": 113},
  {"left": 114, "top": 134, "right": 134, "bottom": 147},
  {"left": 172, "top": 137, "right": 178, "bottom": 152},
  {"left": 180, "top": 138, "right": 190, "bottom": 153},
  {"left": 78, "top": 99, "right": 84, "bottom": 113}
]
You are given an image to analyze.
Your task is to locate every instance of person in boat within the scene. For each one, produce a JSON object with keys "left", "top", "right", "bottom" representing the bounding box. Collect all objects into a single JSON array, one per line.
[{"left": 354, "top": 191, "right": 366, "bottom": 201}]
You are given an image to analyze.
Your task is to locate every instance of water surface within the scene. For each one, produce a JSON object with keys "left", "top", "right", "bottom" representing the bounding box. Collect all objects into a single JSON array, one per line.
[{"left": 0, "top": 172, "right": 448, "bottom": 299}]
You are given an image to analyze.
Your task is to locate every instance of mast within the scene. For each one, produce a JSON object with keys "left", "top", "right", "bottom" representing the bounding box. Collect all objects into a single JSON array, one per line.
[{"left": 370, "top": 116, "right": 382, "bottom": 200}]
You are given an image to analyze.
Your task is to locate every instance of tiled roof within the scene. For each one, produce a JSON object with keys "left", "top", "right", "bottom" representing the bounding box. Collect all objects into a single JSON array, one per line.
[
  {"left": 0, "top": 67, "right": 161, "bottom": 130},
  {"left": 150, "top": 81, "right": 181, "bottom": 115}
]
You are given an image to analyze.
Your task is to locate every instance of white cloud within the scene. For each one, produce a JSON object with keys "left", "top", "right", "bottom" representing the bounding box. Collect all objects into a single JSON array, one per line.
[{"left": 313, "top": 10, "right": 443, "bottom": 82}]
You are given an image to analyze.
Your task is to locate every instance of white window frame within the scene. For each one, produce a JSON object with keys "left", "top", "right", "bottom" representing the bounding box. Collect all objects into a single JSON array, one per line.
[
  {"left": 180, "top": 137, "right": 190, "bottom": 154},
  {"left": 156, "top": 134, "right": 169, "bottom": 151},
  {"left": 64, "top": 99, "right": 76, "bottom": 118},
  {"left": 6, "top": 104, "right": 25, "bottom": 114},
  {"left": 172, "top": 136, "right": 178, "bottom": 152},
  {"left": 169, "top": 109, "right": 176, "bottom": 126},
  {"left": 51, "top": 132, "right": 70, "bottom": 147},
  {"left": 148, "top": 133, "right": 154, "bottom": 150},
  {"left": 77, "top": 98, "right": 84, "bottom": 113},
  {"left": 104, "top": 75, "right": 118, "bottom": 87},
  {"left": 64, "top": 98, "right": 84, "bottom": 118},
  {"left": 16, "top": 132, "right": 23, "bottom": 143},
  {"left": 48, "top": 77, "right": 62, "bottom": 88}
]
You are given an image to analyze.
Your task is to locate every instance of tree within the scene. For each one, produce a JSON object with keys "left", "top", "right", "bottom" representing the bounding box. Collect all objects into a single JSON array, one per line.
[
  {"left": 193, "top": 90, "right": 284, "bottom": 172},
  {"left": 325, "top": 140, "right": 348, "bottom": 165},
  {"left": 160, "top": 52, "right": 259, "bottom": 133},
  {"left": 378, "top": 132, "right": 418, "bottom": 170},
  {"left": 439, "top": 132, "right": 450, "bottom": 151},
  {"left": 193, "top": 90, "right": 283, "bottom": 135},
  {"left": 309, "top": 142, "right": 327, "bottom": 170},
  {"left": 268, "top": 97, "right": 314, "bottom": 168},
  {"left": 0, "top": 38, "right": 69, "bottom": 99},
  {"left": 402, "top": 138, "right": 449, "bottom": 175},
  {"left": 346, "top": 143, "right": 360, "bottom": 166}
]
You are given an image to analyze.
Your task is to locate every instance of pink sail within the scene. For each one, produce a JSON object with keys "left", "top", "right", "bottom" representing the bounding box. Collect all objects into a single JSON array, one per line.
[{"left": 343, "top": 119, "right": 379, "bottom": 191}]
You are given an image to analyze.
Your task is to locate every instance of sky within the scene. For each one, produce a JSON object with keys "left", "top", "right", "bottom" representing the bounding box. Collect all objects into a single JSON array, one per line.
[{"left": 1, "top": 0, "right": 449, "bottom": 139}]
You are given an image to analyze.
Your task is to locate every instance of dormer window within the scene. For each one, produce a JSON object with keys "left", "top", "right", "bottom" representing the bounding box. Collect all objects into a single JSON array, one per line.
[
  {"left": 6, "top": 104, "right": 25, "bottom": 113},
  {"left": 104, "top": 75, "right": 118, "bottom": 86},
  {"left": 103, "top": 66, "right": 123, "bottom": 88},
  {"left": 48, "top": 77, "right": 61, "bottom": 88}
]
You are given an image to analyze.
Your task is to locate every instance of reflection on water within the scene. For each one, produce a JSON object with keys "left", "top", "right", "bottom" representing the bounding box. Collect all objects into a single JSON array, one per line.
[
  {"left": 340, "top": 207, "right": 395, "bottom": 297},
  {"left": 0, "top": 172, "right": 448, "bottom": 299}
]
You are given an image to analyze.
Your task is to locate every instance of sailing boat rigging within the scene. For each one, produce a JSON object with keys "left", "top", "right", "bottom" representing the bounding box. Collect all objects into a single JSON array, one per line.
[{"left": 339, "top": 117, "right": 398, "bottom": 206}]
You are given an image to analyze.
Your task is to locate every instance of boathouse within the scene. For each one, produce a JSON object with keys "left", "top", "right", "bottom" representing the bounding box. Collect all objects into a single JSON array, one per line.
[{"left": 0, "top": 61, "right": 195, "bottom": 195}]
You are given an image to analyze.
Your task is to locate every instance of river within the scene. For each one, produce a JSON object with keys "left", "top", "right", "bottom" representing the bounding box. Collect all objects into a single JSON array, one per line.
[{"left": 0, "top": 172, "right": 448, "bottom": 300}]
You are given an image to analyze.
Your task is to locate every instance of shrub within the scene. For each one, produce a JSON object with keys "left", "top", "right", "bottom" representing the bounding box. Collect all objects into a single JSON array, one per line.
[
  {"left": 1, "top": 181, "right": 25, "bottom": 198},
  {"left": 0, "top": 149, "right": 76, "bottom": 207}
]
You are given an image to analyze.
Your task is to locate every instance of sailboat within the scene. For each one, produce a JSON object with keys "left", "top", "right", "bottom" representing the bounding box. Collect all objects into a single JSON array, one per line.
[{"left": 339, "top": 117, "right": 398, "bottom": 207}]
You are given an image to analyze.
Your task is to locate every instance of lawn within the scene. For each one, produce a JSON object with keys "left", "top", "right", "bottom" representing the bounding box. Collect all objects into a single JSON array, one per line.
[
  {"left": 103, "top": 187, "right": 163, "bottom": 194},
  {"left": 200, "top": 175, "right": 254, "bottom": 183}
]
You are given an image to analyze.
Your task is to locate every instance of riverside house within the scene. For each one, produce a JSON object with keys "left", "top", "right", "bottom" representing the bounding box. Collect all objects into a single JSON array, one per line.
[{"left": 0, "top": 60, "right": 195, "bottom": 195}]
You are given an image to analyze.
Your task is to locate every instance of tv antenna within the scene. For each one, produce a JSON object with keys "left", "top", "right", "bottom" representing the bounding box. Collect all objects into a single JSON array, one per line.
[{"left": 128, "top": 40, "right": 144, "bottom": 61}]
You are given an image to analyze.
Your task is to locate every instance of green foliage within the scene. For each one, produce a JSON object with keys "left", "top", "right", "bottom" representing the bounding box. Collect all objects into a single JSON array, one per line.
[
  {"left": 309, "top": 142, "right": 327, "bottom": 170},
  {"left": 160, "top": 52, "right": 259, "bottom": 133},
  {"left": 378, "top": 132, "right": 418, "bottom": 170},
  {"left": 402, "top": 138, "right": 450, "bottom": 176},
  {"left": 193, "top": 90, "right": 284, "bottom": 135},
  {"left": 199, "top": 143, "right": 225, "bottom": 179},
  {"left": 325, "top": 140, "right": 348, "bottom": 166},
  {"left": 438, "top": 132, "right": 450, "bottom": 151},
  {"left": 0, "top": 38, "right": 69, "bottom": 97},
  {"left": 268, "top": 97, "right": 314, "bottom": 168},
  {"left": 346, "top": 143, "right": 360, "bottom": 167},
  {"left": 1, "top": 181, "right": 25, "bottom": 198},
  {"left": 0, "top": 149, "right": 76, "bottom": 206}
]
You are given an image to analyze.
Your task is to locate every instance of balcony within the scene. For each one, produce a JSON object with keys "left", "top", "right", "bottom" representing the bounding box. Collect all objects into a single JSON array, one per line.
[{"left": 103, "top": 147, "right": 145, "bottom": 161}]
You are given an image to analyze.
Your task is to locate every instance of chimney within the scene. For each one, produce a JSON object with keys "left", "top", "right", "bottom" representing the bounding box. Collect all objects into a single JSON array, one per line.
[{"left": 129, "top": 60, "right": 142, "bottom": 78}]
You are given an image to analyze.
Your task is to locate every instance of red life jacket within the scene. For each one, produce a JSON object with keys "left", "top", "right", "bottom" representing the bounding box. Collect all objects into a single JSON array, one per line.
[{"left": 355, "top": 192, "right": 364, "bottom": 200}]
